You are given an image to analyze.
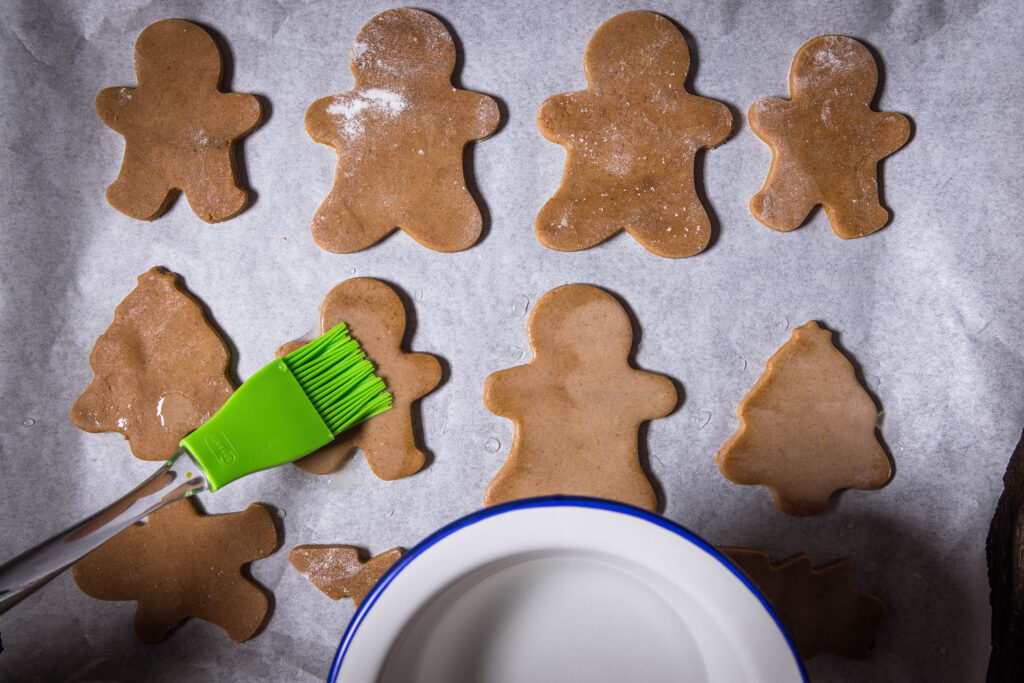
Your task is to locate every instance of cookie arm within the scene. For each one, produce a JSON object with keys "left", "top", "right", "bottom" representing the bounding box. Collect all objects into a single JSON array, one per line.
[
  {"left": 456, "top": 90, "right": 500, "bottom": 140},
  {"left": 747, "top": 97, "right": 789, "bottom": 141},
  {"left": 537, "top": 93, "right": 580, "bottom": 143},
  {"left": 483, "top": 365, "right": 531, "bottom": 419},
  {"left": 873, "top": 111, "right": 911, "bottom": 157},
  {"left": 305, "top": 95, "right": 341, "bottom": 148},
  {"left": 220, "top": 93, "right": 263, "bottom": 138},
  {"left": 95, "top": 87, "right": 135, "bottom": 133},
  {"left": 694, "top": 98, "right": 733, "bottom": 148}
]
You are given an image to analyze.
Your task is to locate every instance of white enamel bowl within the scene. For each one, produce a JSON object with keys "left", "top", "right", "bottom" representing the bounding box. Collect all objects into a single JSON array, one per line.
[{"left": 329, "top": 497, "right": 806, "bottom": 683}]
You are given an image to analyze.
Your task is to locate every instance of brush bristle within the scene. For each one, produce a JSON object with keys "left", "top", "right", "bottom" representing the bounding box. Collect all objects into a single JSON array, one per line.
[{"left": 281, "top": 323, "right": 392, "bottom": 435}]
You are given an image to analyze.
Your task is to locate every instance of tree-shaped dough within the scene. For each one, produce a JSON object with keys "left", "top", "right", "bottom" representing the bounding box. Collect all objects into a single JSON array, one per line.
[
  {"left": 749, "top": 35, "right": 910, "bottom": 238},
  {"left": 71, "top": 267, "right": 234, "bottom": 461},
  {"left": 536, "top": 11, "right": 732, "bottom": 258},
  {"left": 277, "top": 278, "right": 441, "bottom": 479},
  {"left": 717, "top": 321, "right": 890, "bottom": 515},
  {"left": 484, "top": 284, "right": 677, "bottom": 511},
  {"left": 72, "top": 499, "right": 278, "bottom": 643},
  {"left": 96, "top": 19, "right": 262, "bottom": 222},
  {"left": 305, "top": 8, "right": 500, "bottom": 253},
  {"left": 721, "top": 547, "right": 885, "bottom": 659},
  {"left": 290, "top": 545, "right": 403, "bottom": 607}
]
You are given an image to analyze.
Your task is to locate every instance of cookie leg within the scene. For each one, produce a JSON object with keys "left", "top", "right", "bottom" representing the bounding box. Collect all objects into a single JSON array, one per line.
[
  {"left": 402, "top": 182, "right": 483, "bottom": 252},
  {"left": 535, "top": 187, "right": 617, "bottom": 252},
  {"left": 749, "top": 169, "right": 817, "bottom": 233},
  {"left": 629, "top": 192, "right": 712, "bottom": 259},
  {"left": 823, "top": 182, "right": 890, "bottom": 239},
  {"left": 311, "top": 183, "right": 389, "bottom": 254},
  {"left": 182, "top": 162, "right": 249, "bottom": 224},
  {"left": 105, "top": 153, "right": 174, "bottom": 221}
]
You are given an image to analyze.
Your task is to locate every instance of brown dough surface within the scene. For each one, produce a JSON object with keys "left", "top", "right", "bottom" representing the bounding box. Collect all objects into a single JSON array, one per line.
[
  {"left": 277, "top": 278, "right": 441, "bottom": 479},
  {"left": 72, "top": 499, "right": 278, "bottom": 643},
  {"left": 96, "top": 19, "right": 261, "bottom": 223},
  {"left": 535, "top": 11, "right": 732, "bottom": 258},
  {"left": 71, "top": 267, "right": 234, "bottom": 461},
  {"left": 484, "top": 284, "right": 677, "bottom": 510},
  {"left": 721, "top": 547, "right": 885, "bottom": 659},
  {"left": 305, "top": 8, "right": 500, "bottom": 253},
  {"left": 717, "top": 321, "right": 889, "bottom": 515},
  {"left": 290, "top": 545, "right": 403, "bottom": 607},
  {"left": 986, "top": 428, "right": 1024, "bottom": 681},
  {"left": 748, "top": 35, "right": 910, "bottom": 238}
]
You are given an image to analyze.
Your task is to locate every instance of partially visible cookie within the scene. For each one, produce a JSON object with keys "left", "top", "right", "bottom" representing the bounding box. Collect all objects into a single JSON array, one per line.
[
  {"left": 484, "top": 284, "right": 677, "bottom": 510},
  {"left": 71, "top": 267, "right": 234, "bottom": 461},
  {"left": 748, "top": 35, "right": 910, "bottom": 238},
  {"left": 716, "top": 321, "right": 890, "bottom": 515},
  {"left": 305, "top": 8, "right": 499, "bottom": 253},
  {"left": 277, "top": 278, "right": 441, "bottom": 479},
  {"left": 96, "top": 19, "right": 262, "bottom": 222},
  {"left": 536, "top": 11, "right": 732, "bottom": 258},
  {"left": 72, "top": 499, "right": 279, "bottom": 643},
  {"left": 290, "top": 545, "right": 403, "bottom": 607},
  {"left": 722, "top": 547, "right": 885, "bottom": 659}
]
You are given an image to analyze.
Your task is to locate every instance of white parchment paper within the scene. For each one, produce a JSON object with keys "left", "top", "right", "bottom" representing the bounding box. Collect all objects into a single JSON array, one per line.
[{"left": 1, "top": 0, "right": 1021, "bottom": 680}]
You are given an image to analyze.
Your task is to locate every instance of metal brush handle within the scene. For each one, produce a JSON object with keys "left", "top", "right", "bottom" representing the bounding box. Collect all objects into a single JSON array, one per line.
[{"left": 0, "top": 449, "right": 208, "bottom": 615}]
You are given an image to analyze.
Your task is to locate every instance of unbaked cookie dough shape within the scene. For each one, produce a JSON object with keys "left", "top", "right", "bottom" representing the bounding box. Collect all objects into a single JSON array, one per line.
[
  {"left": 717, "top": 321, "right": 889, "bottom": 516},
  {"left": 72, "top": 499, "right": 279, "bottom": 643},
  {"left": 484, "top": 284, "right": 677, "bottom": 511},
  {"left": 721, "top": 547, "right": 885, "bottom": 659},
  {"left": 305, "top": 8, "right": 500, "bottom": 253},
  {"left": 276, "top": 278, "right": 441, "bottom": 479},
  {"left": 96, "top": 19, "right": 262, "bottom": 222},
  {"left": 748, "top": 35, "right": 910, "bottom": 238},
  {"left": 71, "top": 267, "right": 234, "bottom": 461},
  {"left": 290, "top": 545, "right": 403, "bottom": 607},
  {"left": 535, "top": 11, "right": 732, "bottom": 258}
]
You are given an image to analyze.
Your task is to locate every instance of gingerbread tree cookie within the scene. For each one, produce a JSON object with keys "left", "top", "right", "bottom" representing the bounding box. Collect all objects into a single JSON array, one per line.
[
  {"left": 721, "top": 547, "right": 885, "bottom": 659},
  {"left": 96, "top": 19, "right": 262, "bottom": 222},
  {"left": 290, "top": 545, "right": 403, "bottom": 607},
  {"left": 717, "top": 321, "right": 890, "bottom": 515},
  {"left": 71, "top": 267, "right": 234, "bottom": 461},
  {"left": 748, "top": 35, "right": 910, "bottom": 238},
  {"left": 277, "top": 278, "right": 441, "bottom": 479},
  {"left": 535, "top": 11, "right": 732, "bottom": 258},
  {"left": 72, "top": 499, "right": 279, "bottom": 643},
  {"left": 484, "top": 284, "right": 677, "bottom": 511},
  {"left": 305, "top": 8, "right": 500, "bottom": 253}
]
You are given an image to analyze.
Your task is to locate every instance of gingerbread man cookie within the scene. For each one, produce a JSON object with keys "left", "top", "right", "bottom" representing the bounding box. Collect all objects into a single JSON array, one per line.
[
  {"left": 717, "top": 321, "right": 890, "bottom": 515},
  {"left": 305, "top": 8, "right": 500, "bottom": 253},
  {"left": 72, "top": 499, "right": 279, "bottom": 643},
  {"left": 96, "top": 19, "right": 262, "bottom": 222},
  {"left": 277, "top": 278, "right": 441, "bottom": 479},
  {"left": 749, "top": 35, "right": 910, "bottom": 238},
  {"left": 290, "top": 545, "right": 403, "bottom": 607},
  {"left": 484, "top": 284, "right": 677, "bottom": 511},
  {"left": 71, "top": 267, "right": 234, "bottom": 461},
  {"left": 721, "top": 547, "right": 885, "bottom": 659},
  {"left": 535, "top": 11, "right": 732, "bottom": 258}
]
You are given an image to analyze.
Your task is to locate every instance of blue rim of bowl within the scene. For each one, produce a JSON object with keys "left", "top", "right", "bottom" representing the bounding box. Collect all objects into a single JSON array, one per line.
[{"left": 328, "top": 495, "right": 808, "bottom": 682}]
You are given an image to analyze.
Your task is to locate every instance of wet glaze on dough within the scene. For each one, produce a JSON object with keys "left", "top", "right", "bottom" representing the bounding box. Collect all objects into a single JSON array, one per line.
[
  {"left": 290, "top": 545, "right": 403, "bottom": 607},
  {"left": 716, "top": 321, "right": 890, "bottom": 515},
  {"left": 484, "top": 284, "right": 677, "bottom": 511},
  {"left": 96, "top": 19, "right": 262, "bottom": 222},
  {"left": 71, "top": 267, "right": 234, "bottom": 461},
  {"left": 749, "top": 35, "right": 910, "bottom": 238},
  {"left": 721, "top": 547, "right": 885, "bottom": 659},
  {"left": 72, "top": 499, "right": 278, "bottom": 643},
  {"left": 536, "top": 11, "right": 732, "bottom": 258},
  {"left": 277, "top": 278, "right": 441, "bottom": 479},
  {"left": 305, "top": 8, "right": 500, "bottom": 253}
]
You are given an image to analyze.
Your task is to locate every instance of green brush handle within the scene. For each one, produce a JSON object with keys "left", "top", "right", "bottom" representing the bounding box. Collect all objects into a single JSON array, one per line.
[{"left": 181, "top": 359, "right": 334, "bottom": 491}]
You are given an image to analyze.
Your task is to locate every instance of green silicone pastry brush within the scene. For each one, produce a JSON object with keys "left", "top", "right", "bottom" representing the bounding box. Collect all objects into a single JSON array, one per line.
[{"left": 0, "top": 322, "right": 391, "bottom": 614}]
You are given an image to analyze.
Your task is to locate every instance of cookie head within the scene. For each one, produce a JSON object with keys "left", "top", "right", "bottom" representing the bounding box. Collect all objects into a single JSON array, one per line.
[
  {"left": 351, "top": 8, "right": 456, "bottom": 85},
  {"left": 528, "top": 285, "right": 633, "bottom": 361},
  {"left": 584, "top": 11, "right": 690, "bottom": 93},
  {"left": 134, "top": 19, "right": 221, "bottom": 89},
  {"left": 790, "top": 35, "right": 877, "bottom": 103}
]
